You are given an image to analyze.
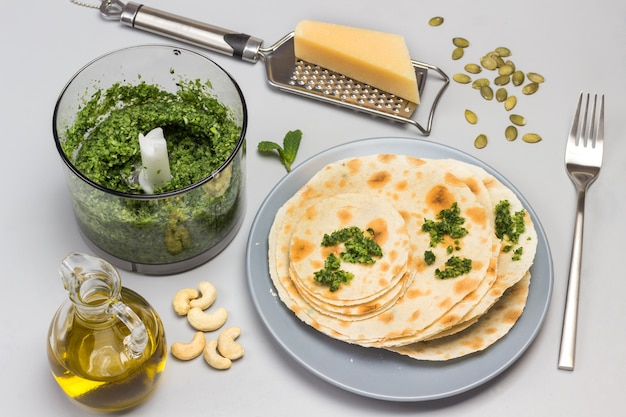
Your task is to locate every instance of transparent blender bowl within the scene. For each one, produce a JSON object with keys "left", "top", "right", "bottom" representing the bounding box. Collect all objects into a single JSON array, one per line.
[{"left": 53, "top": 45, "right": 247, "bottom": 275}]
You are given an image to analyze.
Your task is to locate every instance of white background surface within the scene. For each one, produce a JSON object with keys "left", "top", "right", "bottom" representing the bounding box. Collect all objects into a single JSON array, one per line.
[{"left": 1, "top": 0, "right": 625, "bottom": 416}]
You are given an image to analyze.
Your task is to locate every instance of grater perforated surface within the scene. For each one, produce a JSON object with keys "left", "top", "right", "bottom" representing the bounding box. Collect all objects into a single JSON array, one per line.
[{"left": 289, "top": 59, "right": 418, "bottom": 118}]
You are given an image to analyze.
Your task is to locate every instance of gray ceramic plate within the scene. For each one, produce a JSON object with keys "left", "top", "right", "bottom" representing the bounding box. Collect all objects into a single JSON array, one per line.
[{"left": 246, "top": 137, "right": 553, "bottom": 402}]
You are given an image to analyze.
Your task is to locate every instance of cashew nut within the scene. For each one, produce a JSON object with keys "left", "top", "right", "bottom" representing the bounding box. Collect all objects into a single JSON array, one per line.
[
  {"left": 189, "top": 281, "right": 217, "bottom": 310},
  {"left": 187, "top": 306, "right": 228, "bottom": 332},
  {"left": 171, "top": 331, "right": 206, "bottom": 360},
  {"left": 217, "top": 326, "right": 244, "bottom": 360},
  {"left": 203, "top": 339, "right": 231, "bottom": 370},
  {"left": 172, "top": 288, "right": 199, "bottom": 315}
]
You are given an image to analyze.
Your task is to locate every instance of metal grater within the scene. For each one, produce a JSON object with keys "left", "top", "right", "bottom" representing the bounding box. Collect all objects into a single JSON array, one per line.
[
  {"left": 77, "top": 1, "right": 449, "bottom": 135},
  {"left": 261, "top": 33, "right": 448, "bottom": 134}
]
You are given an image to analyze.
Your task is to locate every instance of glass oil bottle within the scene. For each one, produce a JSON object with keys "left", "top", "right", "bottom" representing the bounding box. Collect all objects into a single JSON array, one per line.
[{"left": 47, "top": 253, "right": 167, "bottom": 412}]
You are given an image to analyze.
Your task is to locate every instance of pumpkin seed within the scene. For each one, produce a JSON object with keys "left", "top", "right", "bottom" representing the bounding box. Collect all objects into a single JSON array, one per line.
[
  {"left": 464, "top": 63, "right": 482, "bottom": 74},
  {"left": 452, "top": 47, "right": 465, "bottom": 60},
  {"left": 480, "top": 85, "right": 494, "bottom": 100},
  {"left": 522, "top": 133, "right": 542, "bottom": 143},
  {"left": 453, "top": 73, "right": 472, "bottom": 84},
  {"left": 498, "top": 64, "right": 514, "bottom": 76},
  {"left": 472, "top": 78, "right": 490, "bottom": 89},
  {"left": 505, "top": 125, "right": 518, "bottom": 141},
  {"left": 474, "top": 134, "right": 488, "bottom": 149},
  {"left": 522, "top": 82, "right": 539, "bottom": 95},
  {"left": 505, "top": 60, "right": 516, "bottom": 72},
  {"left": 429, "top": 16, "right": 444, "bottom": 26},
  {"left": 496, "top": 88, "right": 508, "bottom": 102},
  {"left": 527, "top": 72, "right": 545, "bottom": 83},
  {"left": 494, "top": 75, "right": 510, "bottom": 86},
  {"left": 465, "top": 109, "right": 478, "bottom": 124},
  {"left": 480, "top": 56, "right": 498, "bottom": 70},
  {"left": 453, "top": 37, "right": 470, "bottom": 48},
  {"left": 504, "top": 95, "right": 517, "bottom": 111},
  {"left": 512, "top": 71, "right": 525, "bottom": 86},
  {"left": 495, "top": 47, "right": 512, "bottom": 57},
  {"left": 510, "top": 114, "right": 526, "bottom": 126}
]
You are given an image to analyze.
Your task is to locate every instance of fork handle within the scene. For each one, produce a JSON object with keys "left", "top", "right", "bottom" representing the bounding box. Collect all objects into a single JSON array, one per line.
[{"left": 558, "top": 187, "right": 586, "bottom": 370}]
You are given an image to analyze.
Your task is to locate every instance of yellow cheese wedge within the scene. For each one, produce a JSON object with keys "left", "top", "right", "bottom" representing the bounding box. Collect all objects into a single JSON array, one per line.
[{"left": 294, "top": 20, "right": 420, "bottom": 104}]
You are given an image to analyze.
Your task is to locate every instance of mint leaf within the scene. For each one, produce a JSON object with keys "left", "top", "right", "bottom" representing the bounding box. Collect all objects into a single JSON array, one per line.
[
  {"left": 257, "top": 129, "right": 302, "bottom": 172},
  {"left": 282, "top": 130, "right": 302, "bottom": 166},
  {"left": 257, "top": 140, "right": 285, "bottom": 156}
]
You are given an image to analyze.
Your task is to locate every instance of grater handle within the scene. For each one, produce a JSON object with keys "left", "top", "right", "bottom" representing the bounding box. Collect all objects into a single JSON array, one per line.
[{"left": 116, "top": 2, "right": 264, "bottom": 63}]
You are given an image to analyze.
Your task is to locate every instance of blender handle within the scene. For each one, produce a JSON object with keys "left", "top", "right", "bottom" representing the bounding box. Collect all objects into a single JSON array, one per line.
[{"left": 103, "top": 1, "right": 264, "bottom": 63}]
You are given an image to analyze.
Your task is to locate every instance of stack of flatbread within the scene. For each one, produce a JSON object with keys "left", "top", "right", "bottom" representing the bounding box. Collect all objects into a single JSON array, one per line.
[{"left": 268, "top": 155, "right": 537, "bottom": 361}]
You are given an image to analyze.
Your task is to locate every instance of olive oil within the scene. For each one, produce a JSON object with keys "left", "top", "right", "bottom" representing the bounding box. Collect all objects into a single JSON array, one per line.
[
  {"left": 48, "top": 253, "right": 168, "bottom": 413},
  {"left": 48, "top": 287, "right": 167, "bottom": 412}
]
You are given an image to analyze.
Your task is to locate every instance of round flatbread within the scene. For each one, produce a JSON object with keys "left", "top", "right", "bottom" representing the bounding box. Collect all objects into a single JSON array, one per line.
[
  {"left": 289, "top": 193, "right": 409, "bottom": 305},
  {"left": 287, "top": 192, "right": 413, "bottom": 320}
]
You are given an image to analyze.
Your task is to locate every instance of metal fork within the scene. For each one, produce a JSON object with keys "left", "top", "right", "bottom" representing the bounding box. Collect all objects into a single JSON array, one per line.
[{"left": 558, "top": 92, "right": 605, "bottom": 371}]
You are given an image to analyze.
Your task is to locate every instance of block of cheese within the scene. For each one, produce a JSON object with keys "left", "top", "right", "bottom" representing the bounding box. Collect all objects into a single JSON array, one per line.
[{"left": 294, "top": 20, "right": 420, "bottom": 104}]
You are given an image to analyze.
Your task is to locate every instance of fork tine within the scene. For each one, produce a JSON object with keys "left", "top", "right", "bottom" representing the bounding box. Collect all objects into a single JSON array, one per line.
[
  {"left": 580, "top": 94, "right": 590, "bottom": 146},
  {"left": 588, "top": 95, "right": 597, "bottom": 147},
  {"left": 569, "top": 92, "right": 584, "bottom": 146},
  {"left": 597, "top": 95, "right": 605, "bottom": 151}
]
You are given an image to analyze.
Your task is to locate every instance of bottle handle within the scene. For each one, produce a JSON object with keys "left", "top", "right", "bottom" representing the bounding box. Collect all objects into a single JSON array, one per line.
[{"left": 111, "top": 301, "right": 148, "bottom": 359}]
